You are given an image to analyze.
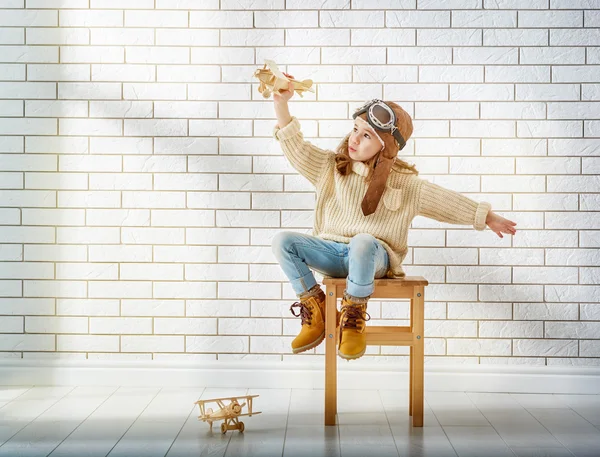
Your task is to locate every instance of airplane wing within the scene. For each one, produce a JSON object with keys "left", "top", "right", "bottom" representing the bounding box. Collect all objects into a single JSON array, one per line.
[
  {"left": 194, "top": 395, "right": 259, "bottom": 404},
  {"left": 236, "top": 411, "right": 262, "bottom": 418}
]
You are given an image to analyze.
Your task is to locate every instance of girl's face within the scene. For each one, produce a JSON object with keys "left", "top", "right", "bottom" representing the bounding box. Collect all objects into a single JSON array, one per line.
[{"left": 348, "top": 121, "right": 383, "bottom": 162}]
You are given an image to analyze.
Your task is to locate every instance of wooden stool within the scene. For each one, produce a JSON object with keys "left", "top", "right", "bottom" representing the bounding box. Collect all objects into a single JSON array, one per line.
[{"left": 322, "top": 276, "right": 428, "bottom": 427}]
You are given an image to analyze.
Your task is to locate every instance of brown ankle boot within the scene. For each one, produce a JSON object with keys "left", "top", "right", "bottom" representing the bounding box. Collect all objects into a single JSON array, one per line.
[
  {"left": 289, "top": 285, "right": 327, "bottom": 354},
  {"left": 338, "top": 292, "right": 371, "bottom": 360}
]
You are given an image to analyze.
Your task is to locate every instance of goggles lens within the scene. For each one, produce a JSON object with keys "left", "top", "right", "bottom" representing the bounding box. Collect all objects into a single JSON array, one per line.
[{"left": 370, "top": 103, "right": 393, "bottom": 128}]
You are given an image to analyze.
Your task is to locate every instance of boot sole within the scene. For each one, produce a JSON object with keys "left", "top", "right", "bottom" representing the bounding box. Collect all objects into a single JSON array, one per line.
[
  {"left": 292, "top": 330, "right": 325, "bottom": 354},
  {"left": 337, "top": 347, "right": 366, "bottom": 360}
]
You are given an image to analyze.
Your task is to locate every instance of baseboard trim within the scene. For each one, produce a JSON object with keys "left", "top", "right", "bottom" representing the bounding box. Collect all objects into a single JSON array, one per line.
[{"left": 0, "top": 360, "right": 599, "bottom": 394}]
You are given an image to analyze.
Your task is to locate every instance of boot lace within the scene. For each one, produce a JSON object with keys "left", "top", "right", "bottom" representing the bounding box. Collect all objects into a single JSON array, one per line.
[
  {"left": 338, "top": 304, "right": 371, "bottom": 350},
  {"left": 339, "top": 304, "right": 371, "bottom": 333},
  {"left": 290, "top": 301, "right": 313, "bottom": 326}
]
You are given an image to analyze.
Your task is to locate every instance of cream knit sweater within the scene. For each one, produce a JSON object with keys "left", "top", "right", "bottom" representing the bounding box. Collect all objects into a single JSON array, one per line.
[{"left": 273, "top": 116, "right": 492, "bottom": 279}]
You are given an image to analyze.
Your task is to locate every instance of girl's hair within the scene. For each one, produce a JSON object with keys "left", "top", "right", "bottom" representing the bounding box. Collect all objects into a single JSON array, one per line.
[{"left": 334, "top": 134, "right": 419, "bottom": 184}]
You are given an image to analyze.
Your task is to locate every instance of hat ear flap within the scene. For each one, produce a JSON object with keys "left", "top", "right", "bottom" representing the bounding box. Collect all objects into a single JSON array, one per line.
[
  {"left": 381, "top": 134, "right": 399, "bottom": 160},
  {"left": 374, "top": 150, "right": 383, "bottom": 168}
]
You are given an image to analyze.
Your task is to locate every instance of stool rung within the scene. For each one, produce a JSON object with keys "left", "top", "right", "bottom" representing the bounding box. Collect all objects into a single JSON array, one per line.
[
  {"left": 331, "top": 285, "right": 415, "bottom": 299},
  {"left": 366, "top": 326, "right": 414, "bottom": 345},
  {"left": 368, "top": 326, "right": 411, "bottom": 333}
]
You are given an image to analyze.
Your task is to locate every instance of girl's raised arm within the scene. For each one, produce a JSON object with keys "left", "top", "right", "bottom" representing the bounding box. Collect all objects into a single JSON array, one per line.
[{"left": 272, "top": 82, "right": 331, "bottom": 187}]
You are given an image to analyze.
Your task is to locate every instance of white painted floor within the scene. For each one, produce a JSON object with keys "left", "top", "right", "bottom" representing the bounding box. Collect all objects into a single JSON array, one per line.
[{"left": 0, "top": 386, "right": 599, "bottom": 457}]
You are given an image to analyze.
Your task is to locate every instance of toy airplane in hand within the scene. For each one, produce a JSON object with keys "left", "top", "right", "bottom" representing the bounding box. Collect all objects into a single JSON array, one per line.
[
  {"left": 253, "top": 59, "right": 315, "bottom": 99},
  {"left": 195, "top": 394, "right": 261, "bottom": 434}
]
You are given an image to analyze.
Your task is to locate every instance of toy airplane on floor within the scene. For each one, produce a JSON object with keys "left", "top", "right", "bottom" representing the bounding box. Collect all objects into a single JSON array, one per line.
[
  {"left": 253, "top": 59, "right": 315, "bottom": 99},
  {"left": 195, "top": 394, "right": 261, "bottom": 434}
]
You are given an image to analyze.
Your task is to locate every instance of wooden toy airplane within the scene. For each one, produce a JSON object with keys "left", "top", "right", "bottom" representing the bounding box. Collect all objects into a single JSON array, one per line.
[
  {"left": 253, "top": 59, "right": 315, "bottom": 99},
  {"left": 194, "top": 394, "right": 261, "bottom": 434}
]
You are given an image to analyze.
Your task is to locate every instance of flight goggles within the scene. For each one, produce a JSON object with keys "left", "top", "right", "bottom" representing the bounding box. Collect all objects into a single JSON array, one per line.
[{"left": 352, "top": 99, "right": 406, "bottom": 150}]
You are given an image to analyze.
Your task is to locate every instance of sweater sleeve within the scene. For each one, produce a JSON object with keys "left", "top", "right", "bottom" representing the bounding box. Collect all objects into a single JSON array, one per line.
[
  {"left": 272, "top": 116, "right": 331, "bottom": 187},
  {"left": 416, "top": 178, "right": 492, "bottom": 231}
]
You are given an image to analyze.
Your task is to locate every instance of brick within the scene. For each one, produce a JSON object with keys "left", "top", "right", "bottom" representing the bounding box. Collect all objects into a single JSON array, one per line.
[
  {"left": 59, "top": 119, "right": 122, "bottom": 136},
  {"left": 60, "top": 10, "right": 122, "bottom": 27},
  {"left": 0, "top": 119, "right": 56, "bottom": 135},
  {"left": 92, "top": 64, "right": 155, "bottom": 82},
  {"left": 0, "top": 10, "right": 57, "bottom": 26},
  {"left": 27, "top": 64, "right": 89, "bottom": 81},
  {"left": 26, "top": 27, "right": 89, "bottom": 45},
  {"left": 91, "top": 28, "right": 154, "bottom": 45},
  {"left": 0, "top": 82, "right": 55, "bottom": 99},
  {"left": 61, "top": 46, "right": 123, "bottom": 63}
]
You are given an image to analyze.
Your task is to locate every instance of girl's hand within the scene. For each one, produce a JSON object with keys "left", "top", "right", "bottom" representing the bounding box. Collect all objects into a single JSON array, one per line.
[
  {"left": 486, "top": 212, "right": 517, "bottom": 238},
  {"left": 273, "top": 80, "right": 295, "bottom": 104}
]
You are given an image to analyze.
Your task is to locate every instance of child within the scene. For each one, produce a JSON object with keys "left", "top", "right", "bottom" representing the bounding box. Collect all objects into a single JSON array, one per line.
[{"left": 271, "top": 81, "right": 517, "bottom": 361}]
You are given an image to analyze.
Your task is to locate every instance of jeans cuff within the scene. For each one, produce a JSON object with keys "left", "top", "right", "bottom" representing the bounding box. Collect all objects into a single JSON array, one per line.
[
  {"left": 345, "top": 277, "right": 374, "bottom": 298},
  {"left": 291, "top": 270, "right": 318, "bottom": 296}
]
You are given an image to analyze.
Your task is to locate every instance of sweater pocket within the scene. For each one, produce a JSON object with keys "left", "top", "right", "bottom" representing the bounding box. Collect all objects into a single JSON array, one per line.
[{"left": 382, "top": 187, "right": 403, "bottom": 211}]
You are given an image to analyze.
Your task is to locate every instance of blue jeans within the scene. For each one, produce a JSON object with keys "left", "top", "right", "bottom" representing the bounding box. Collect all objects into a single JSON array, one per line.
[{"left": 271, "top": 231, "right": 390, "bottom": 298}]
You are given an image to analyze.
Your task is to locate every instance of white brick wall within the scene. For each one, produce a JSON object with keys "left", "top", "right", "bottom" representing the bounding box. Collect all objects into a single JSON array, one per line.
[{"left": 0, "top": 1, "right": 598, "bottom": 366}]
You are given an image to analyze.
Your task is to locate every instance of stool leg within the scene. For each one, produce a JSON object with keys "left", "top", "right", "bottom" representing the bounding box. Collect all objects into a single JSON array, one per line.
[
  {"left": 324, "top": 289, "right": 337, "bottom": 426},
  {"left": 409, "top": 345, "right": 413, "bottom": 416},
  {"left": 409, "top": 295, "right": 414, "bottom": 417},
  {"left": 412, "top": 286, "right": 425, "bottom": 427}
]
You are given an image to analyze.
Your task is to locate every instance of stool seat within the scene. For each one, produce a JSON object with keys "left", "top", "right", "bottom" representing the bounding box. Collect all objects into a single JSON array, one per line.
[{"left": 322, "top": 275, "right": 428, "bottom": 427}]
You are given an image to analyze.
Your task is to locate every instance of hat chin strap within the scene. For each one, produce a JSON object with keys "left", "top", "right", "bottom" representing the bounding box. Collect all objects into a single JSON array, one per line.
[{"left": 361, "top": 154, "right": 394, "bottom": 216}]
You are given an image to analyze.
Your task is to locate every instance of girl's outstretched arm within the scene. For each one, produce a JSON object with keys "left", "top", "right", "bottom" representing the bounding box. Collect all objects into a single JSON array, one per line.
[
  {"left": 416, "top": 177, "right": 517, "bottom": 237},
  {"left": 416, "top": 178, "right": 493, "bottom": 231}
]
